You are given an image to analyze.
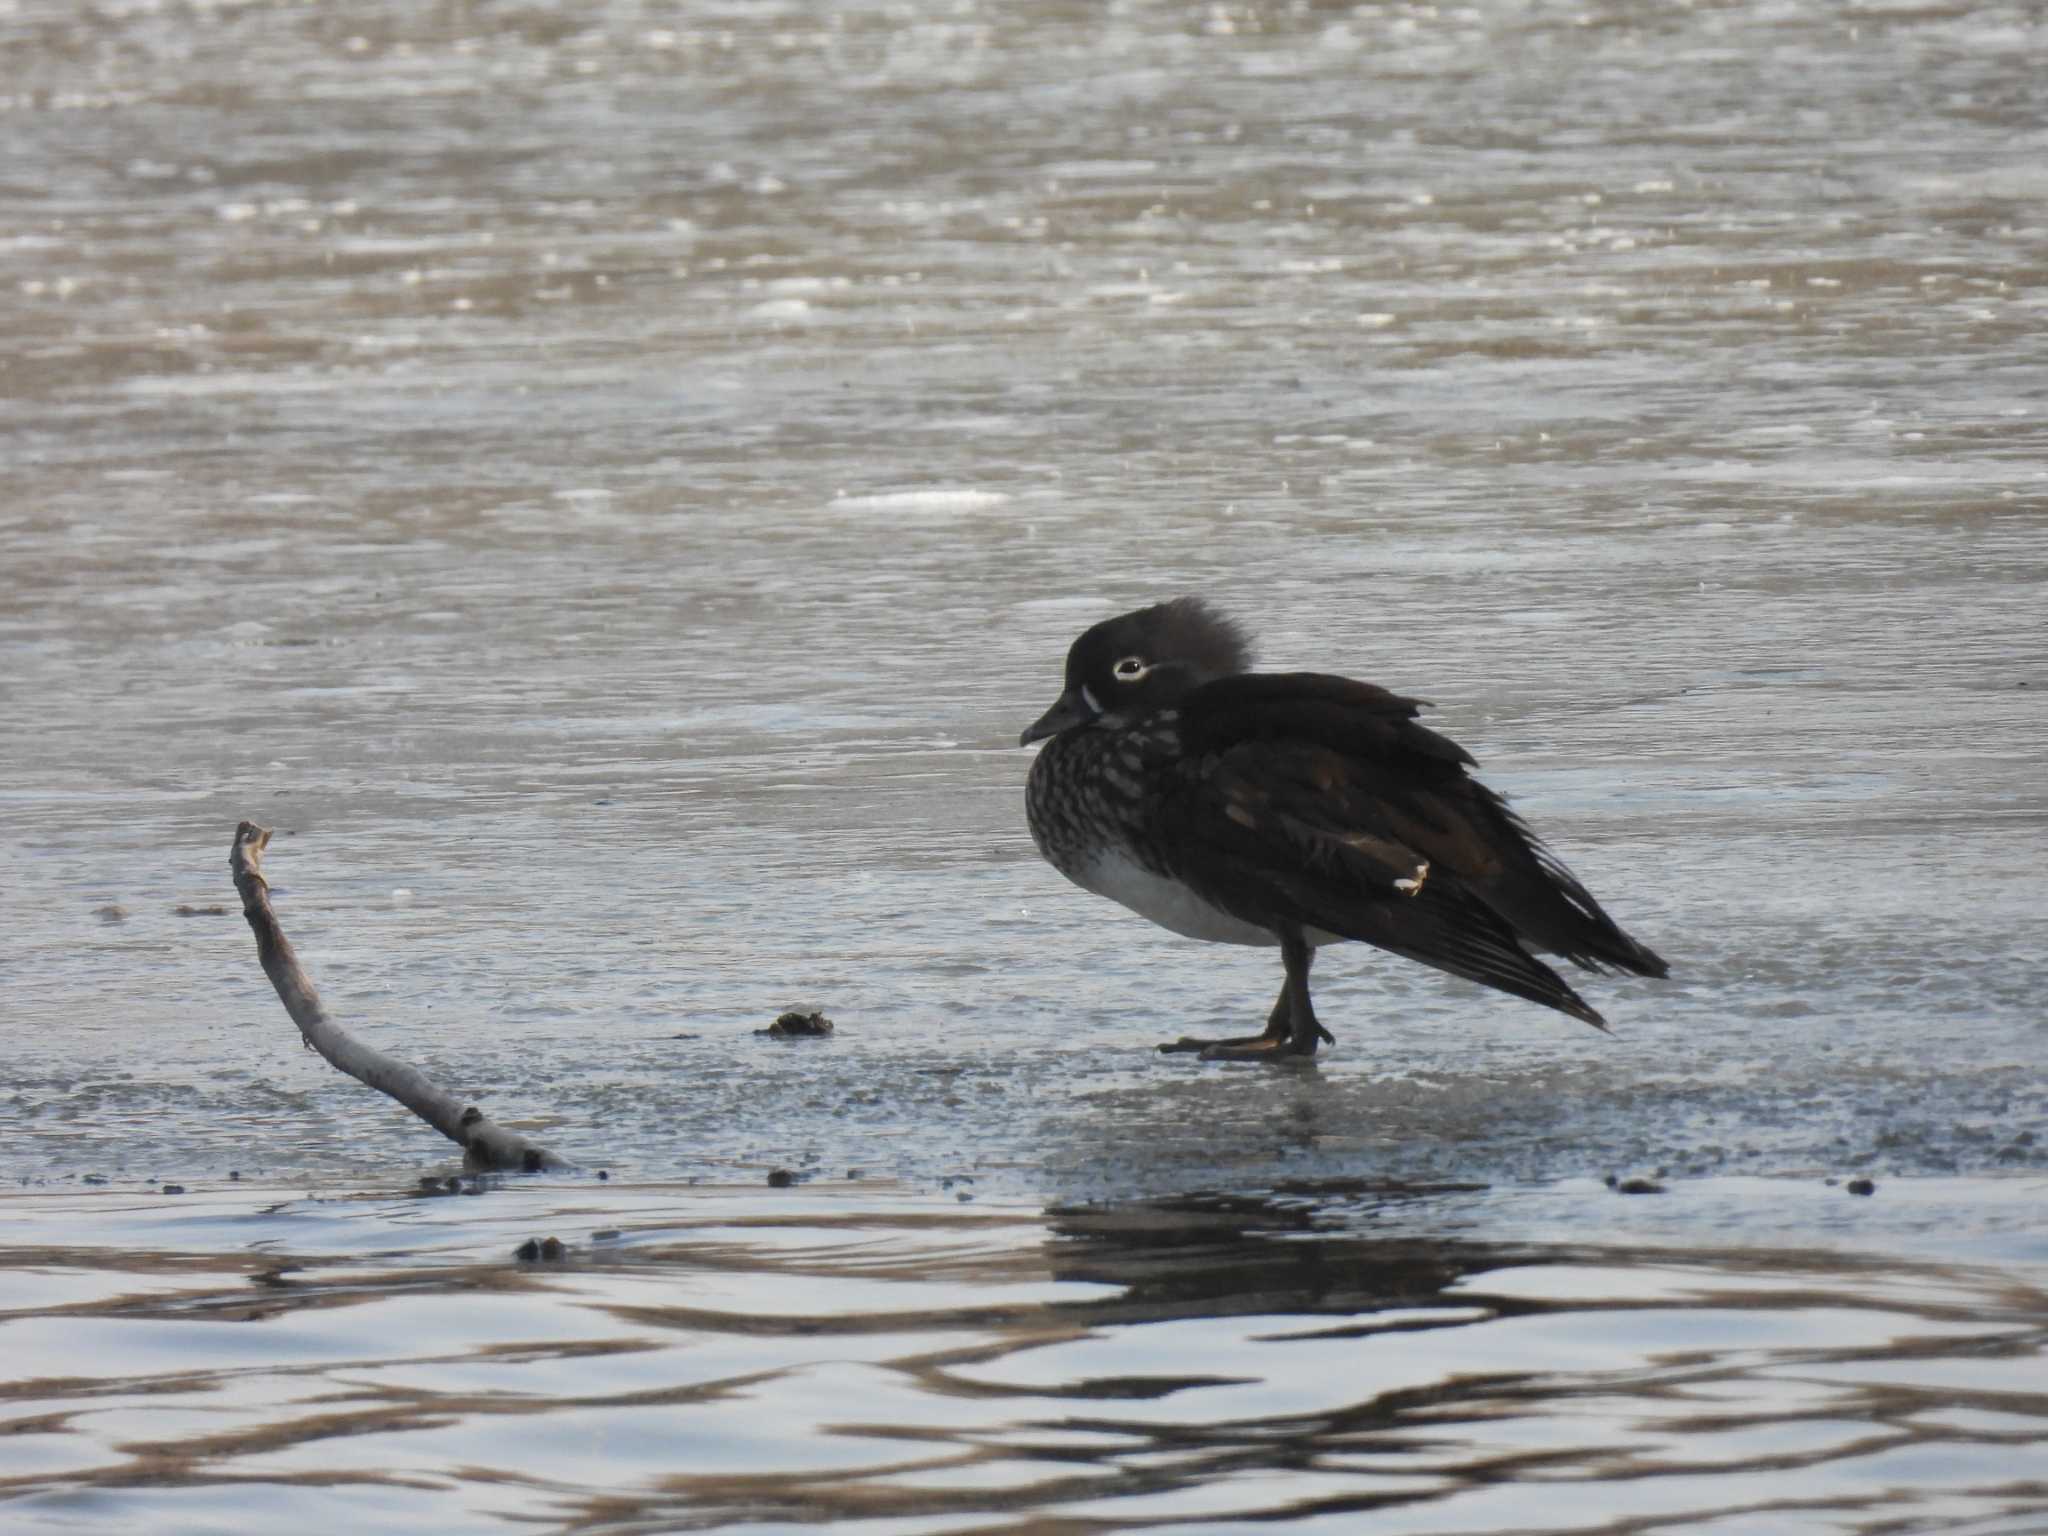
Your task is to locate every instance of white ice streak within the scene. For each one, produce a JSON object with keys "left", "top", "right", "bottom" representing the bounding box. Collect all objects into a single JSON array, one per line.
[{"left": 830, "top": 489, "right": 1013, "bottom": 516}]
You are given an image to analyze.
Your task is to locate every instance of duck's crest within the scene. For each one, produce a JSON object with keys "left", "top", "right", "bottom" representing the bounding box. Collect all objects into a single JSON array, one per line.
[{"left": 1140, "top": 596, "right": 1254, "bottom": 678}]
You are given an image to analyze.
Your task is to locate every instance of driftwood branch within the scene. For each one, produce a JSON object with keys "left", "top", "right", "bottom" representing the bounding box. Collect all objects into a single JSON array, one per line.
[{"left": 230, "top": 821, "right": 573, "bottom": 1173}]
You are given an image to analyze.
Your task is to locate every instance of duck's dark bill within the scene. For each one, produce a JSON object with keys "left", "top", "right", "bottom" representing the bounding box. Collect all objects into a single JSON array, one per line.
[{"left": 1020, "top": 688, "right": 1093, "bottom": 746}]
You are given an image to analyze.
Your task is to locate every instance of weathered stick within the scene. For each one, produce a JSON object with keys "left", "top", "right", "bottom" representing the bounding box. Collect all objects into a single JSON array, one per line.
[{"left": 230, "top": 821, "right": 573, "bottom": 1173}]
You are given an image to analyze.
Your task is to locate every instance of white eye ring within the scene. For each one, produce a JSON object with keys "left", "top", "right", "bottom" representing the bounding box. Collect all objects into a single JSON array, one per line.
[{"left": 1112, "top": 656, "right": 1148, "bottom": 681}]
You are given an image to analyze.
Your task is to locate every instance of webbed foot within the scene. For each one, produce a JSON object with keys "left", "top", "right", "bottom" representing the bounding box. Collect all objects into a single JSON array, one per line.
[
  {"left": 1158, "top": 1032, "right": 1271, "bottom": 1056},
  {"left": 1157, "top": 1031, "right": 1324, "bottom": 1061},
  {"left": 1197, "top": 1034, "right": 1319, "bottom": 1063}
]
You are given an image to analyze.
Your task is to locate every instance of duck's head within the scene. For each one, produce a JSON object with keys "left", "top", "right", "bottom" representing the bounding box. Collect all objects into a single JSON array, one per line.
[{"left": 1020, "top": 597, "right": 1252, "bottom": 745}]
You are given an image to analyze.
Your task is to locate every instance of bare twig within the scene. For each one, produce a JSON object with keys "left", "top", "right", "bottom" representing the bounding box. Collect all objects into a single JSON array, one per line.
[{"left": 230, "top": 821, "right": 573, "bottom": 1173}]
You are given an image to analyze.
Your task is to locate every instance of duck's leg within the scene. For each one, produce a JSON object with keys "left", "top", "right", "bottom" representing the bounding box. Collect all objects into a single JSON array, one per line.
[
  {"left": 1157, "top": 933, "right": 1334, "bottom": 1059},
  {"left": 1282, "top": 933, "right": 1337, "bottom": 1052}
]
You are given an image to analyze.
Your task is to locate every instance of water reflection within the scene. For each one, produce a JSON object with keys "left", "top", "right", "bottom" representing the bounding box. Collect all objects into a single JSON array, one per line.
[{"left": 2, "top": 1181, "right": 2042, "bottom": 1532}]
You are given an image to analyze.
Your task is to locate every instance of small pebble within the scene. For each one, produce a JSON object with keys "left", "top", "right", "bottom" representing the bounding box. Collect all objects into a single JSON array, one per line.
[
  {"left": 761, "top": 1010, "right": 835, "bottom": 1038},
  {"left": 162, "top": 1183, "right": 186, "bottom": 1196},
  {"left": 94, "top": 904, "right": 128, "bottom": 924},
  {"left": 1846, "top": 1177, "right": 1876, "bottom": 1196},
  {"left": 767, "top": 1168, "right": 795, "bottom": 1188},
  {"left": 1615, "top": 1177, "right": 1665, "bottom": 1195}
]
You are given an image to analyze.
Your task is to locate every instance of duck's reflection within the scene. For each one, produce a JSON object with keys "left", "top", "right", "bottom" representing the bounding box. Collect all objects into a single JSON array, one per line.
[{"left": 1041, "top": 1182, "right": 1532, "bottom": 1326}]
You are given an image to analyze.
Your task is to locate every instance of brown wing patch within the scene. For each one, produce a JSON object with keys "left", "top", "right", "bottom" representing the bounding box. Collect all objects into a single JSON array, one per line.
[{"left": 1336, "top": 829, "right": 1423, "bottom": 874}]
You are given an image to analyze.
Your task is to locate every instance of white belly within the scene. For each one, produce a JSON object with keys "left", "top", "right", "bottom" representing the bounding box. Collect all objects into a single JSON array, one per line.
[{"left": 1072, "top": 847, "right": 1281, "bottom": 947}]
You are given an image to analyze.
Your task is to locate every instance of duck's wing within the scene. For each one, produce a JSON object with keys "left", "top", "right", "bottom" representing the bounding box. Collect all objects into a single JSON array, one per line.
[{"left": 1151, "top": 672, "right": 1666, "bottom": 1020}]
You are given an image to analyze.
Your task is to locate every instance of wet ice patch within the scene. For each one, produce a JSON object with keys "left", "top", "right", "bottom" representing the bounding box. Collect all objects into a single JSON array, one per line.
[{"left": 830, "top": 489, "right": 1013, "bottom": 516}]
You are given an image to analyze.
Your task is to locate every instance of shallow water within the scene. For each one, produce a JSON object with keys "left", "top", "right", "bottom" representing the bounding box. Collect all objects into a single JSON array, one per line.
[
  {"left": 4, "top": 1180, "right": 2047, "bottom": 1534},
  {"left": 2, "top": 0, "right": 2045, "bottom": 1528}
]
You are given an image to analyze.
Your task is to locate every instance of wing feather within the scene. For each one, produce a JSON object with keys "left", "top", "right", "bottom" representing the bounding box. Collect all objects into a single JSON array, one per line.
[{"left": 1148, "top": 671, "right": 1664, "bottom": 1022}]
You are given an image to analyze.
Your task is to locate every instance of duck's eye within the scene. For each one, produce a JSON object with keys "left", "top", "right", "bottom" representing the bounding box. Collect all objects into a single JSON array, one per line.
[{"left": 1112, "top": 656, "right": 1148, "bottom": 681}]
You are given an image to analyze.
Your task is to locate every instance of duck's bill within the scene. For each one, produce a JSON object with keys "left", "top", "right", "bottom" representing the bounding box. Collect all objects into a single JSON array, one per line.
[{"left": 1019, "top": 688, "right": 1093, "bottom": 746}]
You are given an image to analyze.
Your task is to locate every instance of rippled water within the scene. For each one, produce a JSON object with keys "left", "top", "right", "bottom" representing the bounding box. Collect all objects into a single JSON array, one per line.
[
  {"left": 4, "top": 1181, "right": 2047, "bottom": 1533},
  {"left": 3, "top": 0, "right": 2045, "bottom": 1528}
]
